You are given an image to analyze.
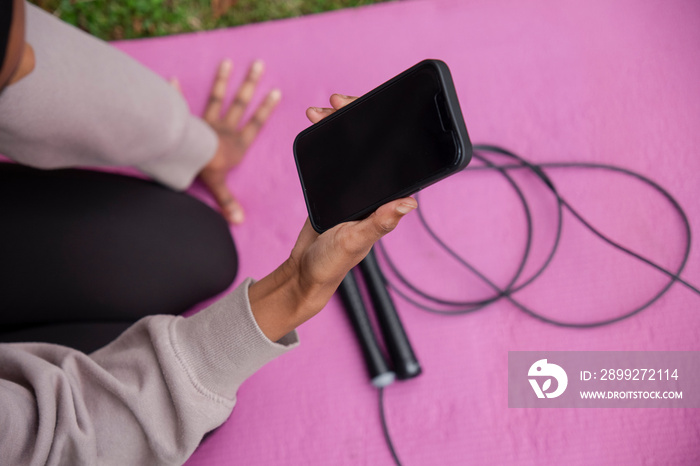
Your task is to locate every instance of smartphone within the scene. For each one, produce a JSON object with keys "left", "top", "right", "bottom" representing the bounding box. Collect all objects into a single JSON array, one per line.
[{"left": 293, "top": 59, "right": 472, "bottom": 233}]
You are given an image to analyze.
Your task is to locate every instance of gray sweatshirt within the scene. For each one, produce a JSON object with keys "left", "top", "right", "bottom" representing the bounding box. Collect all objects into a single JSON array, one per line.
[
  {"left": 0, "top": 4, "right": 299, "bottom": 465},
  {"left": 0, "top": 3, "right": 217, "bottom": 190}
]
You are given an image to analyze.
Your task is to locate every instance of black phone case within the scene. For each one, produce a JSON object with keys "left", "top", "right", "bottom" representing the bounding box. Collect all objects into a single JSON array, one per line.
[{"left": 294, "top": 59, "right": 472, "bottom": 233}]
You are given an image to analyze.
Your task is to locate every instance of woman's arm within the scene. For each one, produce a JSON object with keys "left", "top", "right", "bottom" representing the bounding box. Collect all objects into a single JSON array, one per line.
[
  {"left": 0, "top": 4, "right": 279, "bottom": 223},
  {"left": 0, "top": 279, "right": 298, "bottom": 466},
  {"left": 0, "top": 4, "right": 215, "bottom": 190}
]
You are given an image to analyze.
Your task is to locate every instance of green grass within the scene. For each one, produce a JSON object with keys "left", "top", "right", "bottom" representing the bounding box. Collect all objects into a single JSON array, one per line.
[{"left": 29, "top": 0, "right": 391, "bottom": 41}]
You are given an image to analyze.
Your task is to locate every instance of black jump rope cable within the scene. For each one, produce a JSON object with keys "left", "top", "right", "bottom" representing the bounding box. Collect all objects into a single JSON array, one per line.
[{"left": 366, "top": 144, "right": 700, "bottom": 466}]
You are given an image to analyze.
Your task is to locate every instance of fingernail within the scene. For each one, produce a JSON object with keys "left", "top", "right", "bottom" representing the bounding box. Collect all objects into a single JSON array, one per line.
[
  {"left": 270, "top": 88, "right": 282, "bottom": 101},
  {"left": 222, "top": 59, "right": 232, "bottom": 71},
  {"left": 227, "top": 206, "right": 244, "bottom": 224},
  {"left": 337, "top": 94, "right": 351, "bottom": 99},
  {"left": 396, "top": 203, "right": 417, "bottom": 215},
  {"left": 310, "top": 107, "right": 322, "bottom": 113},
  {"left": 252, "top": 60, "right": 264, "bottom": 74}
]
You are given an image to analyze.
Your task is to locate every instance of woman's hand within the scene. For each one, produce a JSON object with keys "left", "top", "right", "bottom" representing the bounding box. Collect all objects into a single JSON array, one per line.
[
  {"left": 248, "top": 93, "right": 417, "bottom": 342},
  {"left": 249, "top": 198, "right": 416, "bottom": 342},
  {"left": 196, "top": 59, "right": 281, "bottom": 224}
]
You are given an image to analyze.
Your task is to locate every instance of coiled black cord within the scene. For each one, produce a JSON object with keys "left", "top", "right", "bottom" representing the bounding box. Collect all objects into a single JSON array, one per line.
[{"left": 375, "top": 144, "right": 700, "bottom": 466}]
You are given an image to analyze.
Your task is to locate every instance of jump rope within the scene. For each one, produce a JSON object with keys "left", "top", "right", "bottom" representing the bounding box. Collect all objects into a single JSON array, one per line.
[{"left": 337, "top": 144, "right": 700, "bottom": 466}]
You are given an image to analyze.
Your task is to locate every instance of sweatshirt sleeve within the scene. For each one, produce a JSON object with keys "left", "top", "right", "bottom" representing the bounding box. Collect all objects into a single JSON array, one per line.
[
  {"left": 0, "top": 278, "right": 299, "bottom": 466},
  {"left": 0, "top": 3, "right": 217, "bottom": 190}
]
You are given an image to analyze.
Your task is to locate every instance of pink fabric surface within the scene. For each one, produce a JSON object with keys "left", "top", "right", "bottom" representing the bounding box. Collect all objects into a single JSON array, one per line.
[{"left": 114, "top": 0, "right": 700, "bottom": 464}]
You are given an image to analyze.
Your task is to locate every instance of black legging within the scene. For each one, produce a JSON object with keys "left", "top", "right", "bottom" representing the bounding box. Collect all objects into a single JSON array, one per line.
[{"left": 0, "top": 163, "right": 238, "bottom": 352}]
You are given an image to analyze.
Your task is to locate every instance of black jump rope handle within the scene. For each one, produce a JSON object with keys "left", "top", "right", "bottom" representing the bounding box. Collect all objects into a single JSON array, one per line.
[
  {"left": 338, "top": 271, "right": 396, "bottom": 387},
  {"left": 359, "top": 247, "right": 421, "bottom": 380}
]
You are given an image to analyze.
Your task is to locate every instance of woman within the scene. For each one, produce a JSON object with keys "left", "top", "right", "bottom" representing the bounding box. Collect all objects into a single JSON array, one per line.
[{"left": 0, "top": 2, "right": 416, "bottom": 464}]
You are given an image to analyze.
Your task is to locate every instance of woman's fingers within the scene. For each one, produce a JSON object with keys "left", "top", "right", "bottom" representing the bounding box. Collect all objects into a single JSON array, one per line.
[
  {"left": 330, "top": 93, "right": 358, "bottom": 110},
  {"left": 306, "top": 94, "right": 359, "bottom": 123},
  {"left": 208, "top": 175, "right": 245, "bottom": 224},
  {"left": 305, "top": 107, "right": 334, "bottom": 123},
  {"left": 224, "top": 60, "right": 264, "bottom": 127},
  {"left": 169, "top": 77, "right": 182, "bottom": 93},
  {"left": 240, "top": 88, "right": 282, "bottom": 148},
  {"left": 204, "top": 59, "right": 232, "bottom": 122},
  {"left": 338, "top": 197, "right": 418, "bottom": 254}
]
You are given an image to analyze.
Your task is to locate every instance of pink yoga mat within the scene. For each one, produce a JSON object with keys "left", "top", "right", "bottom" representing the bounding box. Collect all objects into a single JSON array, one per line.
[{"left": 113, "top": 0, "right": 700, "bottom": 464}]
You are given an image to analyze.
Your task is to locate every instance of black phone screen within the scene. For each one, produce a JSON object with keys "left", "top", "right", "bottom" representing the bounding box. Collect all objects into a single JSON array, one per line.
[{"left": 294, "top": 63, "right": 461, "bottom": 231}]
